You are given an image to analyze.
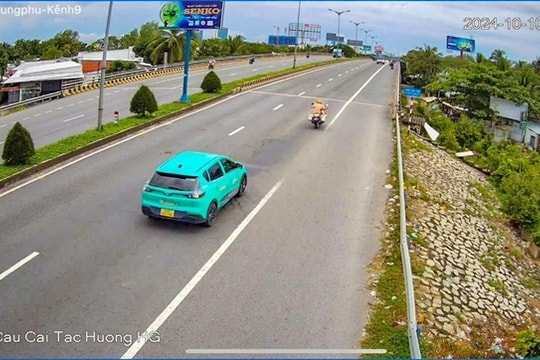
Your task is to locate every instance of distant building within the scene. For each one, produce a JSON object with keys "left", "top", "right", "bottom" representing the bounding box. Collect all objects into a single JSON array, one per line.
[
  {"left": 1, "top": 59, "right": 83, "bottom": 103},
  {"left": 489, "top": 95, "right": 540, "bottom": 150},
  {"left": 76, "top": 46, "right": 143, "bottom": 73}
]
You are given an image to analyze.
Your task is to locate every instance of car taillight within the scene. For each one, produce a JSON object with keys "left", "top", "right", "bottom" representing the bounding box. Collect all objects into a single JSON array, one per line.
[{"left": 188, "top": 189, "right": 205, "bottom": 199}]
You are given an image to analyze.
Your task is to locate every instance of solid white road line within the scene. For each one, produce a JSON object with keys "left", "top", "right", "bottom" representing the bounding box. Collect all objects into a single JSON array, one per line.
[
  {"left": 228, "top": 126, "right": 245, "bottom": 136},
  {"left": 56, "top": 107, "right": 63, "bottom": 110},
  {"left": 298, "top": 91, "right": 306, "bottom": 96},
  {"left": 63, "top": 114, "right": 85, "bottom": 123},
  {"left": 273, "top": 104, "right": 283, "bottom": 111},
  {"left": 121, "top": 179, "right": 285, "bottom": 359},
  {"left": 230, "top": 73, "right": 237, "bottom": 76},
  {"left": 0, "top": 252, "right": 40, "bottom": 281},
  {"left": 0, "top": 124, "right": 6, "bottom": 128},
  {"left": 0, "top": 141, "right": 4, "bottom": 145},
  {"left": 23, "top": 117, "right": 30, "bottom": 120},
  {"left": 316, "top": 84, "right": 322, "bottom": 88},
  {"left": 326, "top": 65, "right": 386, "bottom": 131},
  {"left": 33, "top": 113, "right": 41, "bottom": 117}
]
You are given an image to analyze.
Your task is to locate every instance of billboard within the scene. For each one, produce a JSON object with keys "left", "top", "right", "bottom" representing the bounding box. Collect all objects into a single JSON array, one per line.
[
  {"left": 268, "top": 35, "right": 297, "bottom": 46},
  {"left": 326, "top": 32, "right": 336, "bottom": 42},
  {"left": 159, "top": 1, "right": 223, "bottom": 30},
  {"left": 446, "top": 35, "right": 475, "bottom": 53},
  {"left": 347, "top": 39, "right": 363, "bottom": 47},
  {"left": 374, "top": 45, "right": 383, "bottom": 53}
]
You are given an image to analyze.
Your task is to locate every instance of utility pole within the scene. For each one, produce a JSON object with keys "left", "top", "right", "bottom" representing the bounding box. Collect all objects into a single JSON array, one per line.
[{"left": 97, "top": 0, "right": 113, "bottom": 132}]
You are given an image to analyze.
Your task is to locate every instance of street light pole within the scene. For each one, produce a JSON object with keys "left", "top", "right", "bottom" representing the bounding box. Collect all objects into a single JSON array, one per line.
[
  {"left": 360, "top": 28, "right": 372, "bottom": 54},
  {"left": 292, "top": 0, "right": 301, "bottom": 68},
  {"left": 97, "top": 0, "right": 113, "bottom": 132},
  {"left": 349, "top": 20, "right": 364, "bottom": 41},
  {"left": 328, "top": 8, "right": 350, "bottom": 46}
]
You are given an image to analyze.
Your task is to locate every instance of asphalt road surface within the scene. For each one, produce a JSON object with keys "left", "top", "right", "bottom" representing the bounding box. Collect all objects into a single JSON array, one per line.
[
  {"left": 0, "top": 59, "right": 395, "bottom": 358},
  {"left": 0, "top": 55, "right": 333, "bottom": 150}
]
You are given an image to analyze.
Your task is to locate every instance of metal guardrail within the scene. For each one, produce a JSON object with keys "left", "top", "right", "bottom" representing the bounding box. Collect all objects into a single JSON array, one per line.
[
  {"left": 394, "top": 62, "right": 422, "bottom": 359},
  {"left": 0, "top": 91, "right": 62, "bottom": 112}
]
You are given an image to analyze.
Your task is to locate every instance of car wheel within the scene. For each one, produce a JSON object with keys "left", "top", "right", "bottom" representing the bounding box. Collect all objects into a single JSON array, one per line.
[
  {"left": 236, "top": 176, "right": 247, "bottom": 197},
  {"left": 204, "top": 201, "right": 218, "bottom": 227}
]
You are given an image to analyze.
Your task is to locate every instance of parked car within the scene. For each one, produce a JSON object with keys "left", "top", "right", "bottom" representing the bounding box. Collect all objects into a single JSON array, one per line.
[{"left": 141, "top": 151, "right": 248, "bottom": 227}]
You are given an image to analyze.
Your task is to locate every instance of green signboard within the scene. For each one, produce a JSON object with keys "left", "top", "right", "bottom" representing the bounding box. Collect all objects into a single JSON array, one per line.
[{"left": 363, "top": 45, "right": 372, "bottom": 51}]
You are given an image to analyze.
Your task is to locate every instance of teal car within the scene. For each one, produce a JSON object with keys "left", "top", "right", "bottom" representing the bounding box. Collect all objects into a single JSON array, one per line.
[{"left": 141, "top": 151, "right": 248, "bottom": 227}]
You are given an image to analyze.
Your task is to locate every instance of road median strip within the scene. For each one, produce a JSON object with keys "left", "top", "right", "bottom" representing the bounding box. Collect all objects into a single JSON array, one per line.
[{"left": 0, "top": 58, "right": 353, "bottom": 190}]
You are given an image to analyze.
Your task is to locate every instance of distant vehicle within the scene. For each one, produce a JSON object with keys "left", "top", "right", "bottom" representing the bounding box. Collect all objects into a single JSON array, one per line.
[
  {"left": 141, "top": 151, "right": 248, "bottom": 227},
  {"left": 376, "top": 58, "right": 386, "bottom": 64},
  {"left": 332, "top": 48, "right": 343, "bottom": 58}
]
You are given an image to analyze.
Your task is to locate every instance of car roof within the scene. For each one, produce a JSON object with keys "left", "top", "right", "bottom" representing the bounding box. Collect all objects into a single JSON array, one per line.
[{"left": 156, "top": 151, "right": 222, "bottom": 176}]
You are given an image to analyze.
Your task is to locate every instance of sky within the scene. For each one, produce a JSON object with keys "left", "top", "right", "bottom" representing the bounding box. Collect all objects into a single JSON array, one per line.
[{"left": 0, "top": 1, "right": 539, "bottom": 62}]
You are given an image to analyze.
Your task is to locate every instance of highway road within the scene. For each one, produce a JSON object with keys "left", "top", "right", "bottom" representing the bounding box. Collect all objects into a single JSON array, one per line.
[
  {"left": 0, "top": 59, "right": 395, "bottom": 358},
  {"left": 0, "top": 55, "right": 334, "bottom": 150}
]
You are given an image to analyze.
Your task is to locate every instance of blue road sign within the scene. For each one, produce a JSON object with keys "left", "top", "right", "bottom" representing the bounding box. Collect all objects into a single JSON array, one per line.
[{"left": 404, "top": 87, "right": 422, "bottom": 98}]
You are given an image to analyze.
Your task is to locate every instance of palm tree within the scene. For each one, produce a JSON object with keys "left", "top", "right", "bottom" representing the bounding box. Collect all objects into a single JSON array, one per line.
[
  {"left": 223, "top": 35, "right": 246, "bottom": 56},
  {"left": 148, "top": 30, "right": 201, "bottom": 65},
  {"left": 476, "top": 52, "right": 487, "bottom": 63},
  {"left": 490, "top": 49, "right": 511, "bottom": 71}
]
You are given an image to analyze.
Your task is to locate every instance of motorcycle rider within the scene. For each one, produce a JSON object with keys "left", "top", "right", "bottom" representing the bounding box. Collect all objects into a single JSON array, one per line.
[{"left": 311, "top": 99, "right": 326, "bottom": 117}]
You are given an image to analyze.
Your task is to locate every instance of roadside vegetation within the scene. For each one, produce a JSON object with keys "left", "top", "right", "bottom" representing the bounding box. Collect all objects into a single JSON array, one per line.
[
  {"left": 0, "top": 58, "right": 349, "bottom": 182},
  {"left": 375, "top": 45, "right": 540, "bottom": 357},
  {"left": 402, "top": 45, "right": 540, "bottom": 248}
]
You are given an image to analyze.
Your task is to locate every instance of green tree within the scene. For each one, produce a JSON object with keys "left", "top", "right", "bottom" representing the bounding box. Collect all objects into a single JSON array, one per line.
[
  {"left": 200, "top": 71, "right": 222, "bottom": 93},
  {"left": 454, "top": 115, "right": 483, "bottom": 149},
  {"left": 499, "top": 171, "right": 540, "bottom": 232},
  {"left": 130, "top": 85, "right": 158, "bottom": 117},
  {"left": 223, "top": 35, "right": 247, "bottom": 56},
  {"left": 2, "top": 122, "right": 35, "bottom": 166},
  {"left": 401, "top": 44, "right": 442, "bottom": 87},
  {"left": 41, "top": 46, "right": 62, "bottom": 60},
  {"left": 148, "top": 30, "right": 201, "bottom": 64}
]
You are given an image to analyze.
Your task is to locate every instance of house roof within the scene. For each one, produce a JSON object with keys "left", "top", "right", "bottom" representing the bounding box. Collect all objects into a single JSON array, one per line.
[
  {"left": 2, "top": 59, "right": 83, "bottom": 84},
  {"left": 527, "top": 122, "right": 540, "bottom": 135},
  {"left": 77, "top": 47, "right": 143, "bottom": 62}
]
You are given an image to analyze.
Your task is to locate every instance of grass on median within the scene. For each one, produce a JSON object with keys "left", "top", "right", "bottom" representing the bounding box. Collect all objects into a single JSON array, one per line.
[{"left": 0, "top": 58, "right": 352, "bottom": 182}]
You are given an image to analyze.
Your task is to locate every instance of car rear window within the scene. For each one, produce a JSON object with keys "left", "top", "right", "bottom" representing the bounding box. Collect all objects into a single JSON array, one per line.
[{"left": 149, "top": 171, "right": 199, "bottom": 191}]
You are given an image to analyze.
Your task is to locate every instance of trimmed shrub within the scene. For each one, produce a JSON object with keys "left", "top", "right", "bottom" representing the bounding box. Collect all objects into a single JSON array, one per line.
[
  {"left": 2, "top": 121, "right": 35, "bottom": 165},
  {"left": 130, "top": 85, "right": 158, "bottom": 117},
  {"left": 201, "top": 71, "right": 222, "bottom": 93}
]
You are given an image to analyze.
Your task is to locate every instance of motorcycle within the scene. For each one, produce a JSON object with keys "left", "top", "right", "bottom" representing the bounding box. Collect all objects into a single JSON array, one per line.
[
  {"left": 390, "top": 63, "right": 394, "bottom": 70},
  {"left": 208, "top": 63, "right": 215, "bottom": 70},
  {"left": 308, "top": 104, "right": 329, "bottom": 129},
  {"left": 249, "top": 57, "right": 255, "bottom": 64}
]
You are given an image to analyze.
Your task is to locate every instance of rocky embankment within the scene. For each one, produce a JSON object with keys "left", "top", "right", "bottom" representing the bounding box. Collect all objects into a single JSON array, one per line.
[{"left": 404, "top": 136, "right": 540, "bottom": 357}]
